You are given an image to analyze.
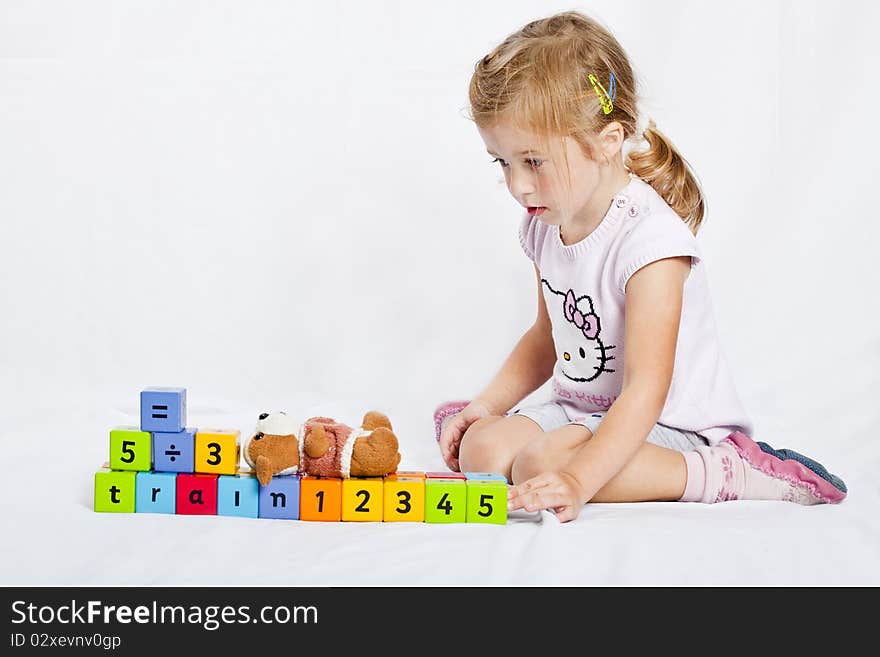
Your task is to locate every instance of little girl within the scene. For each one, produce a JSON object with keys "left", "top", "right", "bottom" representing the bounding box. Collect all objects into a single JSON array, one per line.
[{"left": 434, "top": 10, "right": 847, "bottom": 522}]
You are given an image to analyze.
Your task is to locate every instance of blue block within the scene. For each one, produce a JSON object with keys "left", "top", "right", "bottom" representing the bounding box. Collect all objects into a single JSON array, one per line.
[
  {"left": 259, "top": 476, "right": 300, "bottom": 520},
  {"left": 218, "top": 474, "right": 259, "bottom": 518},
  {"left": 135, "top": 472, "right": 177, "bottom": 514},
  {"left": 463, "top": 471, "right": 508, "bottom": 482},
  {"left": 152, "top": 428, "right": 196, "bottom": 473},
  {"left": 140, "top": 386, "right": 186, "bottom": 433}
]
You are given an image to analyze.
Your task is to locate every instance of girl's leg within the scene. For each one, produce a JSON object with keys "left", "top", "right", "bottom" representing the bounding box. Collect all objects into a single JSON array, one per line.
[
  {"left": 457, "top": 415, "right": 545, "bottom": 483},
  {"left": 510, "top": 424, "right": 688, "bottom": 502}
]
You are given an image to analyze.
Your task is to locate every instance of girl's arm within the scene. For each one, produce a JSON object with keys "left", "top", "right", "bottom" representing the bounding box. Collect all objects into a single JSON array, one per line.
[
  {"left": 561, "top": 255, "right": 692, "bottom": 502},
  {"left": 474, "top": 265, "right": 557, "bottom": 415}
]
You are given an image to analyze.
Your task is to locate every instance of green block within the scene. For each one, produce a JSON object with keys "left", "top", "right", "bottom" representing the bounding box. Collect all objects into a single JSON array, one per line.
[
  {"left": 94, "top": 469, "right": 137, "bottom": 513},
  {"left": 425, "top": 478, "right": 467, "bottom": 523},
  {"left": 466, "top": 480, "right": 508, "bottom": 524},
  {"left": 109, "top": 426, "right": 152, "bottom": 471}
]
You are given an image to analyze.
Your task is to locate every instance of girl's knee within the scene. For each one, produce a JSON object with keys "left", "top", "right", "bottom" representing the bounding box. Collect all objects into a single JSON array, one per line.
[{"left": 458, "top": 416, "right": 504, "bottom": 472}]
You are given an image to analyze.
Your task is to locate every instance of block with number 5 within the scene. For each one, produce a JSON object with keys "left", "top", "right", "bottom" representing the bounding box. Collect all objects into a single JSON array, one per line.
[
  {"left": 425, "top": 478, "right": 466, "bottom": 523},
  {"left": 383, "top": 476, "right": 425, "bottom": 522},
  {"left": 195, "top": 428, "right": 240, "bottom": 475},
  {"left": 466, "top": 480, "right": 507, "bottom": 524},
  {"left": 109, "top": 426, "right": 152, "bottom": 471}
]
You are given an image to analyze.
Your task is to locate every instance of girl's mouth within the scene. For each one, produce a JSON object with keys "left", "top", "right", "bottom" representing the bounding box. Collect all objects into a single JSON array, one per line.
[{"left": 527, "top": 206, "right": 547, "bottom": 216}]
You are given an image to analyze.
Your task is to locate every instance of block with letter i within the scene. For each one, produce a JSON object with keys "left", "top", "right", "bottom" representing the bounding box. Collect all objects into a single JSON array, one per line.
[
  {"left": 135, "top": 472, "right": 177, "bottom": 514},
  {"left": 425, "top": 478, "right": 467, "bottom": 523},
  {"left": 342, "top": 477, "right": 383, "bottom": 521},
  {"left": 94, "top": 468, "right": 136, "bottom": 513},
  {"left": 109, "top": 426, "right": 152, "bottom": 471},
  {"left": 465, "top": 479, "right": 508, "bottom": 524},
  {"left": 140, "top": 386, "right": 186, "bottom": 433},
  {"left": 217, "top": 473, "right": 259, "bottom": 518},
  {"left": 195, "top": 429, "right": 241, "bottom": 475},
  {"left": 300, "top": 476, "right": 342, "bottom": 522},
  {"left": 384, "top": 477, "right": 425, "bottom": 522}
]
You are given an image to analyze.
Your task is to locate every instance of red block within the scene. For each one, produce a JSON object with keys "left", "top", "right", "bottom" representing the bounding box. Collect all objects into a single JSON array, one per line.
[{"left": 176, "top": 473, "right": 218, "bottom": 515}]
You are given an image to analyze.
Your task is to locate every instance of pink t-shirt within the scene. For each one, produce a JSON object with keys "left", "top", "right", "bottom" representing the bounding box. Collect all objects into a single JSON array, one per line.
[{"left": 518, "top": 174, "right": 753, "bottom": 445}]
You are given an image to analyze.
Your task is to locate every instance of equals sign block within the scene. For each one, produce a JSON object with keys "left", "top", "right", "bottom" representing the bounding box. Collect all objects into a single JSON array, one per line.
[
  {"left": 152, "top": 428, "right": 197, "bottom": 473},
  {"left": 140, "top": 386, "right": 186, "bottom": 433}
]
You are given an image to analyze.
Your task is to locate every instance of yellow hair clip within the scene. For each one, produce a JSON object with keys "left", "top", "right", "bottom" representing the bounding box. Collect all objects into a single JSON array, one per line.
[{"left": 588, "top": 72, "right": 615, "bottom": 115}]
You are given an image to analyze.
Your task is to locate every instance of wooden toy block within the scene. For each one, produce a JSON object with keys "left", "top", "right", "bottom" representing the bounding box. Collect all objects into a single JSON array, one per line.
[
  {"left": 383, "top": 477, "right": 425, "bottom": 522},
  {"left": 152, "top": 428, "right": 197, "bottom": 473},
  {"left": 94, "top": 469, "right": 136, "bottom": 513},
  {"left": 109, "top": 426, "right": 152, "bottom": 472},
  {"left": 425, "top": 478, "right": 467, "bottom": 523},
  {"left": 140, "top": 386, "right": 186, "bottom": 433},
  {"left": 258, "top": 475, "right": 301, "bottom": 520},
  {"left": 217, "top": 474, "right": 259, "bottom": 518},
  {"left": 176, "top": 473, "right": 218, "bottom": 515},
  {"left": 135, "top": 471, "right": 177, "bottom": 514},
  {"left": 386, "top": 470, "right": 426, "bottom": 479},
  {"left": 194, "top": 429, "right": 241, "bottom": 475},
  {"left": 342, "top": 478, "right": 384, "bottom": 521},
  {"left": 465, "top": 480, "right": 508, "bottom": 524},
  {"left": 463, "top": 472, "right": 508, "bottom": 482},
  {"left": 425, "top": 471, "right": 466, "bottom": 480},
  {"left": 300, "top": 476, "right": 342, "bottom": 522}
]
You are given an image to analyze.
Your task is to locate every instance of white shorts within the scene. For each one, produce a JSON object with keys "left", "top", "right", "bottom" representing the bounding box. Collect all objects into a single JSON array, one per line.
[{"left": 508, "top": 400, "right": 709, "bottom": 452}]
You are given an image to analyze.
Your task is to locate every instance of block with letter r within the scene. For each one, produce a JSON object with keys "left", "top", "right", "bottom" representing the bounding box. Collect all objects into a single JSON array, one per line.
[{"left": 140, "top": 386, "right": 186, "bottom": 433}]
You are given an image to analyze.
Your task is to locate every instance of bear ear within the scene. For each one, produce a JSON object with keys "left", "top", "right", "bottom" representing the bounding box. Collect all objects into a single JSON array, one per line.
[{"left": 362, "top": 411, "right": 392, "bottom": 431}]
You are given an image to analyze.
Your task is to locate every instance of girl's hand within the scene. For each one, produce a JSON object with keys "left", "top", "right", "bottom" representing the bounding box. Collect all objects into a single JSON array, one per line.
[
  {"left": 438, "top": 400, "right": 492, "bottom": 472},
  {"left": 507, "top": 471, "right": 587, "bottom": 523}
]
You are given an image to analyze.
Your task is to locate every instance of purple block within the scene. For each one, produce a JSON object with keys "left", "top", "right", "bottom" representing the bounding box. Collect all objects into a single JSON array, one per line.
[
  {"left": 152, "top": 428, "right": 196, "bottom": 473},
  {"left": 140, "top": 386, "right": 186, "bottom": 433},
  {"left": 258, "top": 475, "right": 300, "bottom": 520}
]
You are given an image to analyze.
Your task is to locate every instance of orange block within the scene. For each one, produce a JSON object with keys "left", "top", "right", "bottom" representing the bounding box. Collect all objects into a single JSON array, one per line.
[{"left": 299, "top": 476, "right": 342, "bottom": 521}]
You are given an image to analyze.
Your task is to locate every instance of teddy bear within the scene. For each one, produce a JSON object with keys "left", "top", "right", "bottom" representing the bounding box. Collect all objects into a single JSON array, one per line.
[
  {"left": 300, "top": 410, "right": 400, "bottom": 478},
  {"left": 242, "top": 411, "right": 300, "bottom": 486}
]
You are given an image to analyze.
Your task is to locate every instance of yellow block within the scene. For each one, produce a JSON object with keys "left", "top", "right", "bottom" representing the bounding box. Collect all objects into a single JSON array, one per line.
[
  {"left": 195, "top": 429, "right": 241, "bottom": 475},
  {"left": 383, "top": 477, "right": 425, "bottom": 522},
  {"left": 342, "top": 477, "right": 383, "bottom": 521}
]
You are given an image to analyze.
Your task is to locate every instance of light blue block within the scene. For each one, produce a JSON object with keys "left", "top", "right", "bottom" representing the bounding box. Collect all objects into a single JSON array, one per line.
[
  {"left": 140, "top": 386, "right": 186, "bottom": 433},
  {"left": 152, "top": 427, "right": 197, "bottom": 473},
  {"left": 463, "top": 471, "right": 508, "bottom": 483},
  {"left": 217, "top": 474, "right": 259, "bottom": 518},
  {"left": 259, "top": 476, "right": 300, "bottom": 520},
  {"left": 135, "top": 471, "right": 177, "bottom": 514}
]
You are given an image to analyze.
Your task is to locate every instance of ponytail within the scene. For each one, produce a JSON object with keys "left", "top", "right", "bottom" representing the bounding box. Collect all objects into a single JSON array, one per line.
[{"left": 626, "top": 119, "right": 706, "bottom": 234}]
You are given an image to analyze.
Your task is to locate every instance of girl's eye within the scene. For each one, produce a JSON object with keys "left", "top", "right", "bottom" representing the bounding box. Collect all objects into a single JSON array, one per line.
[{"left": 490, "top": 157, "right": 543, "bottom": 169}]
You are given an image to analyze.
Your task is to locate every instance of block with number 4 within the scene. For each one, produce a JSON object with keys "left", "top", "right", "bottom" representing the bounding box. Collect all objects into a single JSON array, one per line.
[
  {"left": 466, "top": 480, "right": 507, "bottom": 524},
  {"left": 384, "top": 477, "right": 425, "bottom": 522},
  {"left": 195, "top": 429, "right": 240, "bottom": 475},
  {"left": 342, "top": 478, "right": 383, "bottom": 521},
  {"left": 425, "top": 478, "right": 467, "bottom": 523}
]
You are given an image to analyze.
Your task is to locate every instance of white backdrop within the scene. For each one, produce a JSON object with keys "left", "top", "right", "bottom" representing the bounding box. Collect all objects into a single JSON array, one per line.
[{"left": 2, "top": 1, "right": 879, "bottom": 585}]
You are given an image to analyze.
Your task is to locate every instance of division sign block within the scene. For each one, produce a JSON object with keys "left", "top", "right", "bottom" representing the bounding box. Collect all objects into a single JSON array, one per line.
[{"left": 152, "top": 427, "right": 196, "bottom": 473}]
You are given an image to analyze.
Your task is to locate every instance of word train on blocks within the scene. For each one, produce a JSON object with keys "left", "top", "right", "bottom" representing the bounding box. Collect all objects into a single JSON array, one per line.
[{"left": 94, "top": 387, "right": 509, "bottom": 524}]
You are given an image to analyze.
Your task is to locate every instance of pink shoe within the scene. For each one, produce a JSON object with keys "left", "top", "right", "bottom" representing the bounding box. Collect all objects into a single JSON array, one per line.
[
  {"left": 725, "top": 431, "right": 848, "bottom": 504},
  {"left": 433, "top": 400, "right": 470, "bottom": 442}
]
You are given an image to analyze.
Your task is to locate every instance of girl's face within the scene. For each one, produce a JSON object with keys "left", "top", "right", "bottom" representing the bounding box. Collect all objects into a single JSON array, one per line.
[{"left": 477, "top": 119, "right": 626, "bottom": 230}]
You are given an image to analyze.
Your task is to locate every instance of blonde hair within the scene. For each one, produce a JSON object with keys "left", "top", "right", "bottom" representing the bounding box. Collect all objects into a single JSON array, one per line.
[{"left": 467, "top": 10, "right": 705, "bottom": 234}]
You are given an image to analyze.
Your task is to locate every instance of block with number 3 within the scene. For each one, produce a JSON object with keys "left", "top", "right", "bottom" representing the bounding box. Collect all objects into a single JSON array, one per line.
[
  {"left": 195, "top": 429, "right": 240, "bottom": 475},
  {"left": 384, "top": 477, "right": 425, "bottom": 522}
]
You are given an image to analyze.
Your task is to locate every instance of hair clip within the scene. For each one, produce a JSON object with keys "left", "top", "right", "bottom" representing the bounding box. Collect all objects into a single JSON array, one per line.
[{"left": 588, "top": 72, "right": 615, "bottom": 114}]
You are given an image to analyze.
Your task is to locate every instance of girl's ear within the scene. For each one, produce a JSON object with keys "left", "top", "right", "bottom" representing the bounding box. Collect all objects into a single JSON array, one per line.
[{"left": 598, "top": 121, "right": 626, "bottom": 161}]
